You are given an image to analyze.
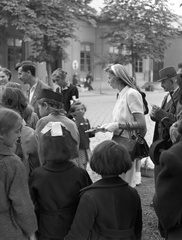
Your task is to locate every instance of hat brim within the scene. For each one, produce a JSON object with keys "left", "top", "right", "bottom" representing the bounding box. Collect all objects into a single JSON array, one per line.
[{"left": 157, "top": 75, "right": 176, "bottom": 82}]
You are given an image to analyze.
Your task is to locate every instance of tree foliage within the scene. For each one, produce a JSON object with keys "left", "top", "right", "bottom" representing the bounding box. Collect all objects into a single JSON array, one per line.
[
  {"left": 99, "top": 0, "right": 181, "bottom": 76},
  {"left": 0, "top": 0, "right": 96, "bottom": 85}
]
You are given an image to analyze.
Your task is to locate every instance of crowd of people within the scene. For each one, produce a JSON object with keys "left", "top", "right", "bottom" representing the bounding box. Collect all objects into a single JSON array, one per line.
[{"left": 0, "top": 61, "right": 182, "bottom": 240}]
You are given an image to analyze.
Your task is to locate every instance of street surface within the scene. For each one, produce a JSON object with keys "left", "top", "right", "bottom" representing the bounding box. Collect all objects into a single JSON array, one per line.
[{"left": 79, "top": 87, "right": 166, "bottom": 182}]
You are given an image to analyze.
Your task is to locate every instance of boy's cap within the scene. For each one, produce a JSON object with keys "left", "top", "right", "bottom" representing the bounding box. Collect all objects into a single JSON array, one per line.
[
  {"left": 158, "top": 66, "right": 177, "bottom": 82},
  {"left": 15, "top": 61, "right": 36, "bottom": 71},
  {"left": 37, "top": 89, "right": 63, "bottom": 103}
]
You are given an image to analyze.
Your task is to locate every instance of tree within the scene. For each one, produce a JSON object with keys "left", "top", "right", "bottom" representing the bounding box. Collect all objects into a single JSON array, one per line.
[
  {"left": 98, "top": 0, "right": 181, "bottom": 78},
  {"left": 0, "top": 0, "right": 96, "bottom": 86}
]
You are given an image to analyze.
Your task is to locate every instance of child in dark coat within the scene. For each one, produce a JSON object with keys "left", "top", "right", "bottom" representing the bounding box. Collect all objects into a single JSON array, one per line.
[
  {"left": 65, "top": 140, "right": 142, "bottom": 240},
  {"left": 29, "top": 121, "right": 92, "bottom": 240},
  {"left": 69, "top": 101, "right": 95, "bottom": 169}
]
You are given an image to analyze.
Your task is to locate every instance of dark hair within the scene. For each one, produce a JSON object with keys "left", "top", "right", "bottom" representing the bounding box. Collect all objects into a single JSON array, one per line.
[
  {"left": 2, "top": 87, "right": 28, "bottom": 116},
  {"left": 90, "top": 140, "right": 132, "bottom": 175},
  {"left": 21, "top": 64, "right": 36, "bottom": 77},
  {"left": 39, "top": 125, "right": 74, "bottom": 162},
  {"left": 22, "top": 104, "right": 34, "bottom": 123},
  {"left": 38, "top": 98, "right": 64, "bottom": 112},
  {"left": 69, "top": 101, "right": 87, "bottom": 113},
  {"left": 0, "top": 108, "right": 22, "bottom": 135},
  {"left": 6, "top": 82, "right": 23, "bottom": 90}
]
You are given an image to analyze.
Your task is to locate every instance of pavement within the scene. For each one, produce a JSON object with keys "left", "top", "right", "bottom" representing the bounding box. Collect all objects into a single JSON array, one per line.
[{"left": 79, "top": 84, "right": 166, "bottom": 182}]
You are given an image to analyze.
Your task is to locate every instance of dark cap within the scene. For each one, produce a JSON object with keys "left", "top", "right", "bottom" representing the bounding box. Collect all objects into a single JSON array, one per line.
[
  {"left": 15, "top": 61, "right": 36, "bottom": 71},
  {"left": 37, "top": 89, "right": 62, "bottom": 103},
  {"left": 158, "top": 66, "right": 177, "bottom": 82}
]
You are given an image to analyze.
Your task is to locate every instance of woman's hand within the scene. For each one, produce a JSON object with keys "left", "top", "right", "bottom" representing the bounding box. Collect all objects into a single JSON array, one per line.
[{"left": 101, "top": 122, "right": 119, "bottom": 132}]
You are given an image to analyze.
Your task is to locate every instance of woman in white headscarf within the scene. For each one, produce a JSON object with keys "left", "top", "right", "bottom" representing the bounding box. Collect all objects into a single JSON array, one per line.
[{"left": 100, "top": 63, "right": 147, "bottom": 187}]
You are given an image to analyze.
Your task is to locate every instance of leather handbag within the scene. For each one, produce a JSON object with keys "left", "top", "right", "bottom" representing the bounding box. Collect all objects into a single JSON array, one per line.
[
  {"left": 112, "top": 127, "right": 149, "bottom": 161},
  {"left": 135, "top": 134, "right": 149, "bottom": 159},
  {"left": 112, "top": 128, "right": 138, "bottom": 161}
]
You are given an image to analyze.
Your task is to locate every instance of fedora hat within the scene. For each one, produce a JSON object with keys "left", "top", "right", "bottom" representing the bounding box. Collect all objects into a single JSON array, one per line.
[
  {"left": 158, "top": 66, "right": 177, "bottom": 82},
  {"left": 149, "top": 139, "right": 172, "bottom": 165}
]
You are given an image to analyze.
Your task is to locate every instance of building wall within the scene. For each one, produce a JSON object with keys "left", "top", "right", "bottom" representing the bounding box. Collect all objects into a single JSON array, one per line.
[{"left": 0, "top": 20, "right": 152, "bottom": 88}]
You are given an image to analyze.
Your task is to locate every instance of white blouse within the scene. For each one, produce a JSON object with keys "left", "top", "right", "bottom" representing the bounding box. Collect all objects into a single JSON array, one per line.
[{"left": 112, "top": 86, "right": 144, "bottom": 137}]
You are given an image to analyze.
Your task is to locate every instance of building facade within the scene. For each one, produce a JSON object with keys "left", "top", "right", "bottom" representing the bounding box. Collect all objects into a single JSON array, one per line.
[{"left": 0, "top": 20, "right": 157, "bottom": 89}]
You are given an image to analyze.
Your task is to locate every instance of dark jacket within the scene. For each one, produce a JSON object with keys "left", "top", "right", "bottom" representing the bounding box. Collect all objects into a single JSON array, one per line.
[
  {"left": 65, "top": 177, "right": 142, "bottom": 240},
  {"left": 56, "top": 84, "right": 79, "bottom": 113},
  {"left": 153, "top": 141, "right": 182, "bottom": 239},
  {"left": 152, "top": 88, "right": 180, "bottom": 142},
  {"left": 29, "top": 161, "right": 92, "bottom": 240},
  {"left": 0, "top": 141, "right": 37, "bottom": 240}
]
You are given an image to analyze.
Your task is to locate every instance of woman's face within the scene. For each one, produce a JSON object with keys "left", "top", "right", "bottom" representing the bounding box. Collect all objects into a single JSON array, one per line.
[
  {"left": 107, "top": 72, "right": 118, "bottom": 89},
  {"left": 0, "top": 71, "right": 9, "bottom": 86},
  {"left": 1, "top": 120, "right": 22, "bottom": 147}
]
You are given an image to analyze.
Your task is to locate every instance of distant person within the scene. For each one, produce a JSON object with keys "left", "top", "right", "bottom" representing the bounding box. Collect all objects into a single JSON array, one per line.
[
  {"left": 0, "top": 108, "right": 37, "bottom": 240},
  {"left": 17, "top": 61, "right": 52, "bottom": 117},
  {"left": 65, "top": 140, "right": 142, "bottom": 240},
  {"left": 29, "top": 121, "right": 92, "bottom": 240},
  {"left": 52, "top": 68, "right": 79, "bottom": 113},
  {"left": 85, "top": 71, "right": 94, "bottom": 91},
  {"left": 69, "top": 101, "right": 95, "bottom": 169},
  {"left": 72, "top": 73, "right": 79, "bottom": 86}
]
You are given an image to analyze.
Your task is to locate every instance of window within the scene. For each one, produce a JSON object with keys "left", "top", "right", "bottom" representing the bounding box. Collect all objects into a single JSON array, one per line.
[
  {"left": 135, "top": 59, "right": 143, "bottom": 73},
  {"left": 8, "top": 38, "right": 23, "bottom": 70},
  {"left": 80, "top": 43, "right": 92, "bottom": 72},
  {"left": 109, "top": 46, "right": 119, "bottom": 54}
]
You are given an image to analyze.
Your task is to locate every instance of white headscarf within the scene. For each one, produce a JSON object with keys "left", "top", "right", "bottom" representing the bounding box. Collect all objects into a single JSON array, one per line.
[{"left": 111, "top": 64, "right": 137, "bottom": 89}]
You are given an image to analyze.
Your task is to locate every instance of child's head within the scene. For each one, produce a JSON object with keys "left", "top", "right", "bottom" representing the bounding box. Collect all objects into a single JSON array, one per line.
[
  {"left": 37, "top": 89, "right": 64, "bottom": 117},
  {"left": 5, "top": 82, "right": 23, "bottom": 90},
  {"left": 69, "top": 101, "right": 86, "bottom": 117},
  {"left": 0, "top": 108, "right": 22, "bottom": 147},
  {"left": 2, "top": 87, "right": 28, "bottom": 116},
  {"left": 39, "top": 122, "right": 74, "bottom": 162},
  {"left": 90, "top": 140, "right": 132, "bottom": 176}
]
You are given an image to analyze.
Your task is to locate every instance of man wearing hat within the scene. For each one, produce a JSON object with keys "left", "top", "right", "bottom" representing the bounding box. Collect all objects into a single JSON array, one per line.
[
  {"left": 150, "top": 66, "right": 179, "bottom": 207},
  {"left": 17, "top": 61, "right": 52, "bottom": 117},
  {"left": 35, "top": 89, "right": 79, "bottom": 164},
  {"left": 52, "top": 68, "right": 79, "bottom": 113}
]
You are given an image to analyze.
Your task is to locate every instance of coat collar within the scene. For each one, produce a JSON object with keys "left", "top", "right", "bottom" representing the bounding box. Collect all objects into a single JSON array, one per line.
[
  {"left": 30, "top": 79, "right": 41, "bottom": 106},
  {"left": 42, "top": 160, "right": 75, "bottom": 172},
  {"left": 80, "top": 176, "right": 128, "bottom": 194},
  {"left": 0, "top": 140, "right": 15, "bottom": 159}
]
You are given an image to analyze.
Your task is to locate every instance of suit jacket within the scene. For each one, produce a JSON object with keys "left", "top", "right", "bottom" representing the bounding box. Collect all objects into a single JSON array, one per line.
[
  {"left": 65, "top": 177, "right": 142, "bottom": 240},
  {"left": 152, "top": 88, "right": 180, "bottom": 142},
  {"left": 153, "top": 141, "right": 182, "bottom": 239},
  {"left": 30, "top": 79, "right": 52, "bottom": 117},
  {"left": 29, "top": 161, "right": 92, "bottom": 240}
]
